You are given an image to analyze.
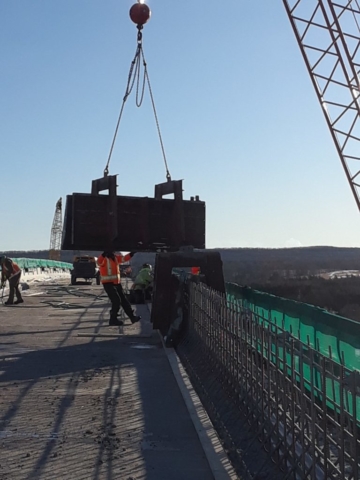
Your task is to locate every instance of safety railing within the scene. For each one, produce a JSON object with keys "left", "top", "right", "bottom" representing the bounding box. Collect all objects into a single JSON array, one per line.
[{"left": 176, "top": 282, "right": 360, "bottom": 479}]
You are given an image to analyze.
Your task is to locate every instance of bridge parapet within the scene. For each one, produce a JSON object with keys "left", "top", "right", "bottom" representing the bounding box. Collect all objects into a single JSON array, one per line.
[{"left": 175, "top": 281, "right": 360, "bottom": 478}]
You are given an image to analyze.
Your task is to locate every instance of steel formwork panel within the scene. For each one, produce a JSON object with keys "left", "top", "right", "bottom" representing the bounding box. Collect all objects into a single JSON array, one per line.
[
  {"left": 151, "top": 251, "right": 225, "bottom": 334},
  {"left": 61, "top": 193, "right": 205, "bottom": 251}
]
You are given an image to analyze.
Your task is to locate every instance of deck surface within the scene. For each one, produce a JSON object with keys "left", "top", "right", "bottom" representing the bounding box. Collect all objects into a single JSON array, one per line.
[{"left": 0, "top": 280, "right": 214, "bottom": 480}]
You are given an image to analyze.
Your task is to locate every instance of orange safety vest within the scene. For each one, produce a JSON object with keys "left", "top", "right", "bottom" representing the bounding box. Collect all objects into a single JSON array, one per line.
[
  {"left": 2, "top": 259, "right": 20, "bottom": 278},
  {"left": 97, "top": 253, "right": 131, "bottom": 284}
]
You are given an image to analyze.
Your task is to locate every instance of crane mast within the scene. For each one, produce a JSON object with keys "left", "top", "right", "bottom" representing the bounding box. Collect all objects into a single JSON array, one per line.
[
  {"left": 49, "top": 198, "right": 63, "bottom": 261},
  {"left": 283, "top": 0, "right": 360, "bottom": 211}
]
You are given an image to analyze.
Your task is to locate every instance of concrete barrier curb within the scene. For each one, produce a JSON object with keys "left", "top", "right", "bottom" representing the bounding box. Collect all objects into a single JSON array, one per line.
[{"left": 159, "top": 333, "right": 239, "bottom": 480}]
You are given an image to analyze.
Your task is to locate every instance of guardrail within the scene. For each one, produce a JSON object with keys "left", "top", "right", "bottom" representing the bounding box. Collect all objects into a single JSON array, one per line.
[{"left": 176, "top": 282, "right": 360, "bottom": 479}]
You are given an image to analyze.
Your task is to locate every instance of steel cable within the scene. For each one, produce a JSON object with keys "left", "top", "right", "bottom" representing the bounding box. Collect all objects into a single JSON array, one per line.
[{"left": 104, "top": 28, "right": 171, "bottom": 181}]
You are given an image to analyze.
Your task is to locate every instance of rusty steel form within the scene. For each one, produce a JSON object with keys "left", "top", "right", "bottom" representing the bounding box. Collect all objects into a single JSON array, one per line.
[
  {"left": 151, "top": 251, "right": 225, "bottom": 335},
  {"left": 62, "top": 176, "right": 205, "bottom": 252},
  {"left": 283, "top": 0, "right": 360, "bottom": 212},
  {"left": 177, "top": 282, "right": 360, "bottom": 479}
]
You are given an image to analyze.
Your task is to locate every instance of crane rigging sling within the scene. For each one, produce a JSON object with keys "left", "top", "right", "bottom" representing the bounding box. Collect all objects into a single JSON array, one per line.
[{"left": 103, "top": 25, "right": 171, "bottom": 182}]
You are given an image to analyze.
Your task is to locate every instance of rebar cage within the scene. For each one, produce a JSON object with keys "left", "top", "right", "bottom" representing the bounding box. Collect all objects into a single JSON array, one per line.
[{"left": 177, "top": 282, "right": 360, "bottom": 479}]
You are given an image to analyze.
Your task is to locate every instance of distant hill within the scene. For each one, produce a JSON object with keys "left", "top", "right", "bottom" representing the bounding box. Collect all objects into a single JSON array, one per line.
[
  {"left": 5, "top": 246, "right": 360, "bottom": 320},
  {"left": 214, "top": 246, "right": 360, "bottom": 284},
  {"left": 3, "top": 246, "right": 360, "bottom": 282}
]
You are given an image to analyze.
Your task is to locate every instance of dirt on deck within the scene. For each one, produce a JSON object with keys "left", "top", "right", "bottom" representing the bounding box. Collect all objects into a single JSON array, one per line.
[{"left": 0, "top": 281, "right": 214, "bottom": 480}]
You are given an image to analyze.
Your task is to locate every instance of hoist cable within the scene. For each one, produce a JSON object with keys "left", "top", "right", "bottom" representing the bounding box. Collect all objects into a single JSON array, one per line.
[
  {"left": 104, "top": 39, "right": 142, "bottom": 176},
  {"left": 103, "top": 27, "right": 171, "bottom": 181},
  {"left": 141, "top": 49, "right": 171, "bottom": 181},
  {"left": 135, "top": 49, "right": 147, "bottom": 107}
]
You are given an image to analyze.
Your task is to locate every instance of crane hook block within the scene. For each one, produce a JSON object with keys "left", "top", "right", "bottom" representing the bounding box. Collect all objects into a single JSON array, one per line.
[{"left": 129, "top": 3, "right": 151, "bottom": 26}]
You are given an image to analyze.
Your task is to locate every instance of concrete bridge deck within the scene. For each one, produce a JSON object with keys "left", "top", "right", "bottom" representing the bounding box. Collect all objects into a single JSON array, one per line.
[{"left": 0, "top": 280, "right": 234, "bottom": 480}]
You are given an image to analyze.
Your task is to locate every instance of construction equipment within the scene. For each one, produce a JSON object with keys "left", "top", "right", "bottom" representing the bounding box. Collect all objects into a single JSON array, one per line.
[
  {"left": 283, "top": 0, "right": 360, "bottom": 213},
  {"left": 71, "top": 255, "right": 100, "bottom": 286},
  {"left": 151, "top": 250, "right": 225, "bottom": 336},
  {"left": 62, "top": 176, "right": 205, "bottom": 252},
  {"left": 61, "top": 2, "right": 205, "bottom": 253},
  {"left": 49, "top": 198, "right": 62, "bottom": 261}
]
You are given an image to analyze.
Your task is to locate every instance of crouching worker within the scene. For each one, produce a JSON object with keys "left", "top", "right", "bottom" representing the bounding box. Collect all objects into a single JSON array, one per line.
[
  {"left": 132, "top": 263, "right": 153, "bottom": 304},
  {"left": 0, "top": 256, "right": 23, "bottom": 305},
  {"left": 97, "top": 251, "right": 141, "bottom": 326}
]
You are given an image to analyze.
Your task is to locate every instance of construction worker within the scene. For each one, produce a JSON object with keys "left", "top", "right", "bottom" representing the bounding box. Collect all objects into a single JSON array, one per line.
[
  {"left": 97, "top": 251, "right": 141, "bottom": 326},
  {"left": 132, "top": 263, "right": 153, "bottom": 303},
  {"left": 0, "top": 256, "right": 23, "bottom": 305}
]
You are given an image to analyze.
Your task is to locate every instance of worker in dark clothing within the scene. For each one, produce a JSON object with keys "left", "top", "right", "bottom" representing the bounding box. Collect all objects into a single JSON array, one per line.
[
  {"left": 0, "top": 256, "right": 24, "bottom": 305},
  {"left": 97, "top": 251, "right": 141, "bottom": 326}
]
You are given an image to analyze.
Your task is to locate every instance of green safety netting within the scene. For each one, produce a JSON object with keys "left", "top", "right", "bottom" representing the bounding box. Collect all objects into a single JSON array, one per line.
[
  {"left": 226, "top": 283, "right": 360, "bottom": 371},
  {"left": 226, "top": 283, "right": 360, "bottom": 422},
  {"left": 10, "top": 258, "right": 72, "bottom": 270}
]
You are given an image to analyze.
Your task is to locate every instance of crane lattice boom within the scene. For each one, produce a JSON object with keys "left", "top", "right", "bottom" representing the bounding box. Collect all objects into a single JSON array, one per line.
[
  {"left": 49, "top": 198, "right": 63, "bottom": 261},
  {"left": 283, "top": 0, "right": 360, "bottom": 211}
]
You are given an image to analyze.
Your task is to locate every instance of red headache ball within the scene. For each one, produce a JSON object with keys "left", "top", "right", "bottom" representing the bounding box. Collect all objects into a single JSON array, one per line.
[{"left": 129, "top": 3, "right": 151, "bottom": 26}]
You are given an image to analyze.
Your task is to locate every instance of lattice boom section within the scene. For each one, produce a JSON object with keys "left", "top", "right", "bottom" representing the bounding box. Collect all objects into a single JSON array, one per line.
[{"left": 283, "top": 0, "right": 360, "bottom": 210}]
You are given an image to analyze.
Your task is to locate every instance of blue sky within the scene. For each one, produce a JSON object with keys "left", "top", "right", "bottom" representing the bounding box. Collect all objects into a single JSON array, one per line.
[{"left": 2, "top": 0, "right": 360, "bottom": 251}]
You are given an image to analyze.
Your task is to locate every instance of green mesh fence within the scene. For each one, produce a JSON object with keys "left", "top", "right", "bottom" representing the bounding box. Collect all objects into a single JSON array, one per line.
[
  {"left": 8, "top": 258, "right": 72, "bottom": 271},
  {"left": 226, "top": 283, "right": 360, "bottom": 422},
  {"left": 226, "top": 283, "right": 360, "bottom": 371}
]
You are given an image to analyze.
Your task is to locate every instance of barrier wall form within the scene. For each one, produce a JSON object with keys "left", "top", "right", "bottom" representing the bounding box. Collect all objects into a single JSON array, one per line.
[{"left": 177, "top": 282, "right": 360, "bottom": 479}]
